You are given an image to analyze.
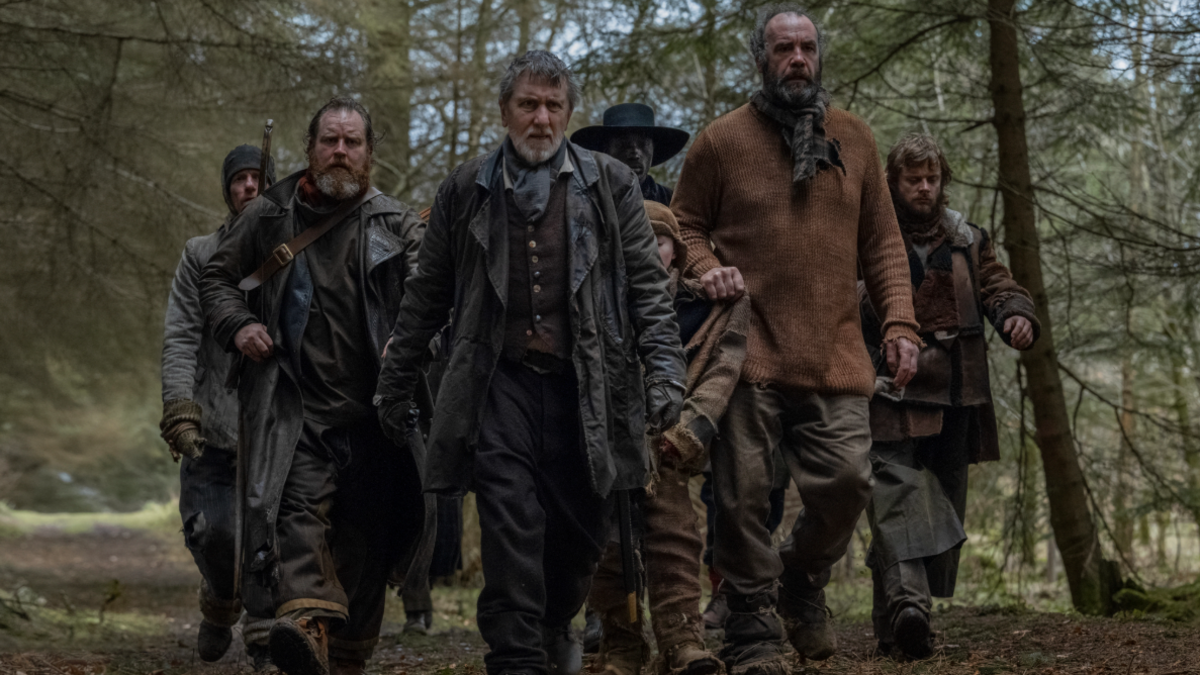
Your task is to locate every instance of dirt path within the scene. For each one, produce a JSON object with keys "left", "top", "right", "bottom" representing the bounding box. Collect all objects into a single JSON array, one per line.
[{"left": 1, "top": 527, "right": 1197, "bottom": 675}]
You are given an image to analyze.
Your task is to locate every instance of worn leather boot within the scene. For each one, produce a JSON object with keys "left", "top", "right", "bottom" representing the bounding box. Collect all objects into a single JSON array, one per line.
[
  {"left": 701, "top": 593, "right": 730, "bottom": 631},
  {"left": 663, "top": 641, "right": 723, "bottom": 675},
  {"left": 543, "top": 624, "right": 583, "bottom": 675},
  {"left": 717, "top": 592, "right": 787, "bottom": 675},
  {"left": 197, "top": 619, "right": 234, "bottom": 662},
  {"left": 892, "top": 607, "right": 933, "bottom": 660},
  {"left": 270, "top": 616, "right": 330, "bottom": 675},
  {"left": 778, "top": 570, "right": 836, "bottom": 661}
]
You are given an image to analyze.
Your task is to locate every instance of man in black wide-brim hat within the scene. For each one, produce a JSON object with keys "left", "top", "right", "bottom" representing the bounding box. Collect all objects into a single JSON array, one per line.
[{"left": 571, "top": 103, "right": 689, "bottom": 205}]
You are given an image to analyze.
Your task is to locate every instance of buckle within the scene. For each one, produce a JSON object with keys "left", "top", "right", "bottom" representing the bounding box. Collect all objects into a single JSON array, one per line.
[{"left": 272, "top": 243, "right": 294, "bottom": 267}]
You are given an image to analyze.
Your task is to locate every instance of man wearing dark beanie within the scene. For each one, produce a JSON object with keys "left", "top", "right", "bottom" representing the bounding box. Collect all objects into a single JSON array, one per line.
[{"left": 161, "top": 144, "right": 276, "bottom": 665}]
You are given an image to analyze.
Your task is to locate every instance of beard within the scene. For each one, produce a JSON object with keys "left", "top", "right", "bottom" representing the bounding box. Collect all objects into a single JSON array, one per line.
[
  {"left": 308, "top": 152, "right": 372, "bottom": 201},
  {"left": 762, "top": 65, "right": 824, "bottom": 110},
  {"left": 510, "top": 125, "right": 563, "bottom": 165},
  {"left": 891, "top": 184, "right": 946, "bottom": 243}
]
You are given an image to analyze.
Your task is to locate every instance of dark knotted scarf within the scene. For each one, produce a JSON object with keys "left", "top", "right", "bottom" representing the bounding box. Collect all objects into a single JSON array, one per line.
[
  {"left": 751, "top": 89, "right": 845, "bottom": 184},
  {"left": 503, "top": 136, "right": 568, "bottom": 222}
]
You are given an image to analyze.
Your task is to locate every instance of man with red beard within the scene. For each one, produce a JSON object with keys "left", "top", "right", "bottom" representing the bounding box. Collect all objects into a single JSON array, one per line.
[
  {"left": 860, "top": 133, "right": 1036, "bottom": 660},
  {"left": 201, "top": 98, "right": 433, "bottom": 675}
]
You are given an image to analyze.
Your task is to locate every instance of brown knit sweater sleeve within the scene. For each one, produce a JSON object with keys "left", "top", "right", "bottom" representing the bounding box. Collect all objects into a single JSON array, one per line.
[
  {"left": 671, "top": 131, "right": 723, "bottom": 280},
  {"left": 854, "top": 130, "right": 921, "bottom": 347}
]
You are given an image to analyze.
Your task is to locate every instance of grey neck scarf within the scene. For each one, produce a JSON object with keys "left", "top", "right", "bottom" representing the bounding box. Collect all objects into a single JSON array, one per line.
[
  {"left": 751, "top": 88, "right": 845, "bottom": 184},
  {"left": 503, "top": 136, "right": 567, "bottom": 222}
]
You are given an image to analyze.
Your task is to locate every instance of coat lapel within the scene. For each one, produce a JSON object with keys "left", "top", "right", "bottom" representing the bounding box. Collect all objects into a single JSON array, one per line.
[
  {"left": 568, "top": 144, "right": 601, "bottom": 293},
  {"left": 470, "top": 148, "right": 508, "bottom": 306}
]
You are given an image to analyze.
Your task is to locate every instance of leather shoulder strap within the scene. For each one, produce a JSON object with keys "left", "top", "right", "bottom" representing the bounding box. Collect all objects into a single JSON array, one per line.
[{"left": 239, "top": 187, "right": 382, "bottom": 291}]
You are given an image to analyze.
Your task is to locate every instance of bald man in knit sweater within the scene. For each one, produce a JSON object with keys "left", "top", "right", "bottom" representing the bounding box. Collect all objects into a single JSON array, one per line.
[{"left": 672, "top": 6, "right": 921, "bottom": 674}]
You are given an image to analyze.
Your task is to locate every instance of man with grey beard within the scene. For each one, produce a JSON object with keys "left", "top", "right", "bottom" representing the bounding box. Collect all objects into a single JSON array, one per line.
[
  {"left": 376, "top": 51, "right": 686, "bottom": 675},
  {"left": 672, "top": 4, "right": 920, "bottom": 673},
  {"left": 201, "top": 98, "right": 433, "bottom": 675}
]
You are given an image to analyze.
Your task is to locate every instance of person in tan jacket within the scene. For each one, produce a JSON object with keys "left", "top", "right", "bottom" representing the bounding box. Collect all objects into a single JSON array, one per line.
[{"left": 671, "top": 5, "right": 921, "bottom": 673}]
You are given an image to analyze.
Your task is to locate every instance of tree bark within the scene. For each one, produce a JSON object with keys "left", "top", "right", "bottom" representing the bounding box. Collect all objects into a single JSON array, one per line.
[
  {"left": 363, "top": 0, "right": 414, "bottom": 201},
  {"left": 986, "top": 0, "right": 1121, "bottom": 615}
]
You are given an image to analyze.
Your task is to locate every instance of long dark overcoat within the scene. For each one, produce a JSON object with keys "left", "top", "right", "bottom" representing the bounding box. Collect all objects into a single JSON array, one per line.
[
  {"left": 376, "top": 142, "right": 686, "bottom": 497},
  {"left": 199, "top": 171, "right": 435, "bottom": 589}
]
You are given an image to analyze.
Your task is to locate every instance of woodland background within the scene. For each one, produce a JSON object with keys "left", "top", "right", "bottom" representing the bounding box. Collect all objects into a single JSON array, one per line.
[{"left": 1, "top": 0, "right": 1199, "bottom": 618}]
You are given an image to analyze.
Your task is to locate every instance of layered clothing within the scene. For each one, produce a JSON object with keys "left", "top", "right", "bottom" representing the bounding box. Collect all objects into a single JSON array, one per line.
[
  {"left": 376, "top": 141, "right": 686, "bottom": 497},
  {"left": 200, "top": 171, "right": 435, "bottom": 603},
  {"left": 859, "top": 208, "right": 1038, "bottom": 641}
]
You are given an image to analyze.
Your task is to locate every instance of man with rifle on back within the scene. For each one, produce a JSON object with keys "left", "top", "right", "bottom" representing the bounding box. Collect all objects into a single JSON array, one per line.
[
  {"left": 160, "top": 142, "right": 276, "bottom": 666},
  {"left": 201, "top": 97, "right": 433, "bottom": 675}
]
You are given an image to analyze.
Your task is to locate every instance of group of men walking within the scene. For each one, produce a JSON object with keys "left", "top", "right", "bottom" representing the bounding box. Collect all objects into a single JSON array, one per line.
[{"left": 159, "top": 4, "right": 1038, "bottom": 675}]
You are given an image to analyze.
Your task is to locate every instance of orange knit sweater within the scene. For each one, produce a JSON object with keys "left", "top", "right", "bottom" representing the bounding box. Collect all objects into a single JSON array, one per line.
[{"left": 671, "top": 103, "right": 920, "bottom": 396}]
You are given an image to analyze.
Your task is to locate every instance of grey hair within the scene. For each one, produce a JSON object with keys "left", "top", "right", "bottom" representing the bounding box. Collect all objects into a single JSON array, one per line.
[
  {"left": 749, "top": 4, "right": 827, "bottom": 71},
  {"left": 498, "top": 50, "right": 581, "bottom": 110}
]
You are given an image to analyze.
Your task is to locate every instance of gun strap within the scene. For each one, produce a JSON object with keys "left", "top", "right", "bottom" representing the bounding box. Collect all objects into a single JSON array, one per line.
[{"left": 238, "top": 187, "right": 382, "bottom": 291}]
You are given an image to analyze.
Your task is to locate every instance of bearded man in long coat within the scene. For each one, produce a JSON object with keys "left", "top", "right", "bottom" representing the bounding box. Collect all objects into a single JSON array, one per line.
[{"left": 201, "top": 97, "right": 433, "bottom": 675}]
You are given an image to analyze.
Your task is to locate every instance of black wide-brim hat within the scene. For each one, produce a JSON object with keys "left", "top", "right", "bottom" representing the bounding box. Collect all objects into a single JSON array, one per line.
[{"left": 571, "top": 103, "right": 690, "bottom": 167}]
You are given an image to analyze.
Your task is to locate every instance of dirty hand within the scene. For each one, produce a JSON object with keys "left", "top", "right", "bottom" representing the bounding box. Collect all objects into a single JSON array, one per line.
[
  {"left": 377, "top": 396, "right": 418, "bottom": 447},
  {"left": 645, "top": 381, "right": 685, "bottom": 435},
  {"left": 700, "top": 266, "right": 745, "bottom": 300},
  {"left": 885, "top": 336, "right": 920, "bottom": 389},
  {"left": 159, "top": 399, "right": 205, "bottom": 462},
  {"left": 1004, "top": 316, "right": 1034, "bottom": 350},
  {"left": 235, "top": 323, "right": 273, "bottom": 362}
]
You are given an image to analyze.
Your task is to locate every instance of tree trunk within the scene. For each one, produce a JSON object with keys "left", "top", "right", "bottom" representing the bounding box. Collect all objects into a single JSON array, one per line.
[
  {"left": 363, "top": 0, "right": 414, "bottom": 201},
  {"left": 1114, "top": 357, "right": 1135, "bottom": 555},
  {"left": 986, "top": 0, "right": 1121, "bottom": 615}
]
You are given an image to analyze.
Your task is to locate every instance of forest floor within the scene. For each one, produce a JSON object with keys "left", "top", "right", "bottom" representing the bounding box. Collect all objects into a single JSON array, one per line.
[{"left": 1, "top": 520, "right": 1198, "bottom": 675}]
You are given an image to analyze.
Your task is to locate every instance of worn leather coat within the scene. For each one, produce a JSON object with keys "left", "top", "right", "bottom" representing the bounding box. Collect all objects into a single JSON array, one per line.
[
  {"left": 861, "top": 209, "right": 1039, "bottom": 462},
  {"left": 199, "top": 170, "right": 435, "bottom": 590},
  {"left": 376, "top": 141, "right": 686, "bottom": 498}
]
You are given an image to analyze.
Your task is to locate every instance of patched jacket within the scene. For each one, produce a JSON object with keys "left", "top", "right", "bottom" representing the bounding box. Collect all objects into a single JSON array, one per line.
[
  {"left": 376, "top": 141, "right": 686, "bottom": 497},
  {"left": 860, "top": 209, "right": 1039, "bottom": 461},
  {"left": 162, "top": 221, "right": 240, "bottom": 450}
]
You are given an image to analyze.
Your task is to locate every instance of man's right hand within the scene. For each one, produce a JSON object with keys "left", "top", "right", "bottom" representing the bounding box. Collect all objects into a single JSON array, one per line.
[
  {"left": 235, "top": 323, "right": 273, "bottom": 362},
  {"left": 700, "top": 266, "right": 745, "bottom": 300},
  {"left": 377, "top": 396, "right": 417, "bottom": 448}
]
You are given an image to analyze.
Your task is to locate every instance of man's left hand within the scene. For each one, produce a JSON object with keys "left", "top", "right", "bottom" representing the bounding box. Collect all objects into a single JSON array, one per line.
[
  {"left": 1004, "top": 316, "right": 1035, "bottom": 350},
  {"left": 646, "top": 381, "right": 684, "bottom": 435},
  {"left": 886, "top": 337, "right": 920, "bottom": 389}
]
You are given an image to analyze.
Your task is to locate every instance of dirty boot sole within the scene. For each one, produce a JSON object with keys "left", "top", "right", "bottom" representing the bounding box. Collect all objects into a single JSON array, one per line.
[
  {"left": 269, "top": 619, "right": 330, "bottom": 675},
  {"left": 785, "top": 620, "right": 837, "bottom": 661},
  {"left": 893, "top": 608, "right": 933, "bottom": 660},
  {"left": 197, "top": 620, "right": 233, "bottom": 662}
]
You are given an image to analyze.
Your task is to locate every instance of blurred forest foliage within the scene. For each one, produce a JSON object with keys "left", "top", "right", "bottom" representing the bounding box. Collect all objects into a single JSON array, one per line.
[{"left": 1, "top": 0, "right": 1198, "bottom": 611}]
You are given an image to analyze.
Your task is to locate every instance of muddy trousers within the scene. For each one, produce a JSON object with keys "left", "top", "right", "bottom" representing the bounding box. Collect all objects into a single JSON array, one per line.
[
  {"left": 179, "top": 447, "right": 273, "bottom": 647},
  {"left": 272, "top": 417, "right": 423, "bottom": 661},
  {"left": 589, "top": 458, "right": 706, "bottom": 668},
  {"left": 474, "top": 359, "right": 611, "bottom": 675},
  {"left": 866, "top": 410, "right": 971, "bottom": 647},
  {"left": 709, "top": 383, "right": 872, "bottom": 622}
]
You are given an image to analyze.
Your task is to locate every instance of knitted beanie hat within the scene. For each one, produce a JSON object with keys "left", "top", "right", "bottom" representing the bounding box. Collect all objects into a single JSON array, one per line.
[{"left": 644, "top": 200, "right": 688, "bottom": 272}]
